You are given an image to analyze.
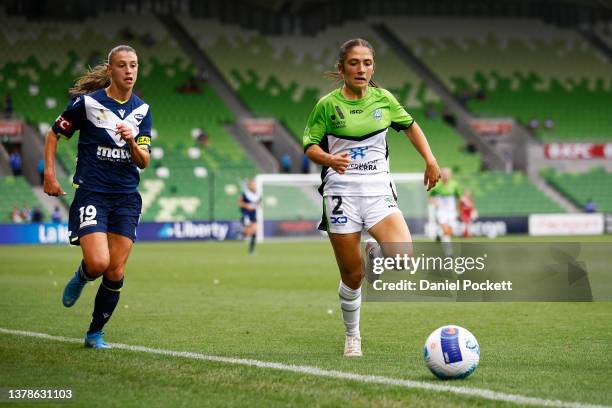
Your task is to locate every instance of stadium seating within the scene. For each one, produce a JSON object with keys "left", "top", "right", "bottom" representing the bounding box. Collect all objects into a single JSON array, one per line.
[
  {"left": 541, "top": 167, "right": 612, "bottom": 212},
  {"left": 180, "top": 16, "right": 481, "bottom": 173},
  {"left": 0, "top": 13, "right": 257, "bottom": 221},
  {"left": 456, "top": 171, "right": 564, "bottom": 216},
  {"left": 0, "top": 176, "right": 47, "bottom": 222},
  {"left": 383, "top": 18, "right": 612, "bottom": 141}
]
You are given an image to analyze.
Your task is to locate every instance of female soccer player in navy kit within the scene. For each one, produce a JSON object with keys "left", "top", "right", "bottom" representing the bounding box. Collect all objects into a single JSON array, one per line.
[
  {"left": 238, "top": 179, "right": 261, "bottom": 255},
  {"left": 303, "top": 39, "right": 440, "bottom": 357},
  {"left": 44, "top": 45, "right": 152, "bottom": 349}
]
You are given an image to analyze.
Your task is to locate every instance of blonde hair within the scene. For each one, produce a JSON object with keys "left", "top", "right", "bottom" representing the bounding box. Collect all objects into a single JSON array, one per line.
[
  {"left": 69, "top": 45, "right": 137, "bottom": 97},
  {"left": 325, "top": 38, "right": 379, "bottom": 88}
]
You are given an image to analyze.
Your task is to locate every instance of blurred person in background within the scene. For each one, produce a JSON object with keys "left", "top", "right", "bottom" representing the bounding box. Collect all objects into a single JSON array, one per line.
[
  {"left": 238, "top": 178, "right": 261, "bottom": 255},
  {"left": 428, "top": 167, "right": 461, "bottom": 255},
  {"left": 459, "top": 189, "right": 477, "bottom": 237}
]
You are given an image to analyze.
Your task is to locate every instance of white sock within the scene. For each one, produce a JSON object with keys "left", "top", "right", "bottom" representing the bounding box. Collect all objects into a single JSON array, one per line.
[
  {"left": 339, "top": 281, "right": 361, "bottom": 337},
  {"left": 441, "top": 235, "right": 453, "bottom": 257}
]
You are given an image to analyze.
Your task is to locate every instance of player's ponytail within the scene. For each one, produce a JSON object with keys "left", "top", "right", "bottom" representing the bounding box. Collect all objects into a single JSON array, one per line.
[
  {"left": 69, "top": 45, "right": 136, "bottom": 97},
  {"left": 325, "top": 38, "right": 380, "bottom": 88},
  {"left": 69, "top": 64, "right": 110, "bottom": 97}
]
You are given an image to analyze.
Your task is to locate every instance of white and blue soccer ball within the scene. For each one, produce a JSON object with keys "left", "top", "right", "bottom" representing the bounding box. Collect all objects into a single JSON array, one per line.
[{"left": 423, "top": 325, "right": 480, "bottom": 379}]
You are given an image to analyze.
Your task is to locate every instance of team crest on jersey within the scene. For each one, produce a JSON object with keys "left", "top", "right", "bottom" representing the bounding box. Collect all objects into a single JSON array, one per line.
[{"left": 373, "top": 108, "right": 382, "bottom": 121}]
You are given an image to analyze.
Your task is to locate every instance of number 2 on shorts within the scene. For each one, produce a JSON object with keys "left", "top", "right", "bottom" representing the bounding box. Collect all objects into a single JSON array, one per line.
[{"left": 331, "top": 196, "right": 343, "bottom": 215}]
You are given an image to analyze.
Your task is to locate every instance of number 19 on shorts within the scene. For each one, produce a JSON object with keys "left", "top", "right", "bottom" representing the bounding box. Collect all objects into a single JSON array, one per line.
[{"left": 79, "top": 205, "right": 97, "bottom": 229}]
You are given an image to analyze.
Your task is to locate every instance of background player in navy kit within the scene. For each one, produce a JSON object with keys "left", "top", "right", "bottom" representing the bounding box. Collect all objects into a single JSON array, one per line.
[
  {"left": 238, "top": 179, "right": 261, "bottom": 255},
  {"left": 43, "top": 45, "right": 152, "bottom": 349}
]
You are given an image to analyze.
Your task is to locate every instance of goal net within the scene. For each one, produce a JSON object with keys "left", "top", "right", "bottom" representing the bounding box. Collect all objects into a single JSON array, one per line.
[{"left": 255, "top": 173, "right": 430, "bottom": 242}]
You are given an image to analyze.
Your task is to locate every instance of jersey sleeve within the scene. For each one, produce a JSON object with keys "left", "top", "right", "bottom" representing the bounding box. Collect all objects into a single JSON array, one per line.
[
  {"left": 428, "top": 183, "right": 441, "bottom": 197},
  {"left": 303, "top": 100, "right": 327, "bottom": 151},
  {"left": 136, "top": 106, "right": 152, "bottom": 151},
  {"left": 51, "top": 96, "right": 85, "bottom": 139},
  {"left": 384, "top": 89, "right": 414, "bottom": 132}
]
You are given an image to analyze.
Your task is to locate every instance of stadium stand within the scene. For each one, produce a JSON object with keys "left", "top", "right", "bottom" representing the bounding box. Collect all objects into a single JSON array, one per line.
[
  {"left": 180, "top": 16, "right": 481, "bottom": 173},
  {"left": 383, "top": 18, "right": 612, "bottom": 141},
  {"left": 456, "top": 171, "right": 564, "bottom": 216},
  {"left": 0, "top": 176, "right": 47, "bottom": 222},
  {"left": 541, "top": 167, "right": 612, "bottom": 212},
  {"left": 0, "top": 13, "right": 256, "bottom": 221},
  {"left": 179, "top": 17, "right": 568, "bottom": 216}
]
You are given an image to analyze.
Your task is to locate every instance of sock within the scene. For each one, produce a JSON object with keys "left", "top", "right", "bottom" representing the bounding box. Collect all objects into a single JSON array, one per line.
[
  {"left": 441, "top": 235, "right": 453, "bottom": 257},
  {"left": 77, "top": 260, "right": 96, "bottom": 281},
  {"left": 87, "top": 276, "right": 124, "bottom": 335},
  {"left": 248, "top": 234, "right": 256, "bottom": 254},
  {"left": 339, "top": 281, "right": 361, "bottom": 337}
]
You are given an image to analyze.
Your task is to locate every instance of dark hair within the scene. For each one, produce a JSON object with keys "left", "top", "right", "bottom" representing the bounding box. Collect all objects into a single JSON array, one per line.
[
  {"left": 69, "top": 45, "right": 137, "bottom": 97},
  {"left": 325, "top": 38, "right": 379, "bottom": 87}
]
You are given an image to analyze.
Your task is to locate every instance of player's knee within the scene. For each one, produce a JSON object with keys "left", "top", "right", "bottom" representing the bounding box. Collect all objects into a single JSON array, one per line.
[
  {"left": 339, "top": 266, "right": 363, "bottom": 289},
  {"left": 105, "top": 265, "right": 125, "bottom": 281},
  {"left": 85, "top": 256, "right": 110, "bottom": 277}
]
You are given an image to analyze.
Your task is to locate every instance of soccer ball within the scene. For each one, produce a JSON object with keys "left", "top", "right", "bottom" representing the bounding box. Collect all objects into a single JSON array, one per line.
[{"left": 423, "top": 325, "right": 480, "bottom": 379}]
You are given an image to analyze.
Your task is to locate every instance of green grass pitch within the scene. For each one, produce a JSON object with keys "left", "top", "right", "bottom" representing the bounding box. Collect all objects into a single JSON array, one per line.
[{"left": 1, "top": 237, "right": 611, "bottom": 407}]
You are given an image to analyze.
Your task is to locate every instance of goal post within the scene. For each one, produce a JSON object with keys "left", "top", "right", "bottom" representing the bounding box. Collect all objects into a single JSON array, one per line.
[{"left": 255, "top": 173, "right": 431, "bottom": 242}]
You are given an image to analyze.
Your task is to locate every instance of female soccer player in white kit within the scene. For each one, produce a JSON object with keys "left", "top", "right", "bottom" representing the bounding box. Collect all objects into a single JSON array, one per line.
[{"left": 303, "top": 39, "right": 441, "bottom": 356}]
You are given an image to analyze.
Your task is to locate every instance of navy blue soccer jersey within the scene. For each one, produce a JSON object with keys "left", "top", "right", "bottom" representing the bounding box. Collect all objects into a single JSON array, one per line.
[
  {"left": 52, "top": 89, "right": 152, "bottom": 193},
  {"left": 240, "top": 188, "right": 261, "bottom": 219}
]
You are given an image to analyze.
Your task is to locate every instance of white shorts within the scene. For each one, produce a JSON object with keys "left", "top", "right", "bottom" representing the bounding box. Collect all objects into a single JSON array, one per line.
[
  {"left": 320, "top": 195, "right": 402, "bottom": 234},
  {"left": 435, "top": 208, "right": 458, "bottom": 226}
]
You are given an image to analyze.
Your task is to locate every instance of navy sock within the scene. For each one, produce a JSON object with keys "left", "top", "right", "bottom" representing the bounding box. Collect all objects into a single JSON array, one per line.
[
  {"left": 87, "top": 276, "right": 124, "bottom": 335},
  {"left": 249, "top": 235, "right": 256, "bottom": 254}
]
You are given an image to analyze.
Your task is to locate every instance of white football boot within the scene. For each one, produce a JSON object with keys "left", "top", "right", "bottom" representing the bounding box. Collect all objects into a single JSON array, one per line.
[
  {"left": 363, "top": 238, "right": 381, "bottom": 284},
  {"left": 344, "top": 335, "right": 362, "bottom": 357}
]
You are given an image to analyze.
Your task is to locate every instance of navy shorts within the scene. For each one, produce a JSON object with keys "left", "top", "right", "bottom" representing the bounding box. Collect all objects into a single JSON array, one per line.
[
  {"left": 241, "top": 211, "right": 256, "bottom": 226},
  {"left": 68, "top": 189, "right": 142, "bottom": 246}
]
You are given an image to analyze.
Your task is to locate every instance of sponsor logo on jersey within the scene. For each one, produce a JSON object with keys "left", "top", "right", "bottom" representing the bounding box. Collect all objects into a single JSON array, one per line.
[
  {"left": 95, "top": 108, "right": 108, "bottom": 125},
  {"left": 97, "top": 146, "right": 132, "bottom": 162},
  {"left": 373, "top": 108, "right": 382, "bottom": 121},
  {"left": 350, "top": 109, "right": 363, "bottom": 115},
  {"left": 334, "top": 105, "right": 345, "bottom": 119},
  {"left": 347, "top": 159, "right": 378, "bottom": 171},
  {"left": 118, "top": 109, "right": 126, "bottom": 118},
  {"left": 331, "top": 118, "right": 346, "bottom": 129},
  {"left": 349, "top": 146, "right": 368, "bottom": 159}
]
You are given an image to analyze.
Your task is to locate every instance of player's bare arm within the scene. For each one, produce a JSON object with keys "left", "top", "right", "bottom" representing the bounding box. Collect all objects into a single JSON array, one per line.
[
  {"left": 43, "top": 128, "right": 65, "bottom": 196},
  {"left": 305, "top": 144, "right": 350, "bottom": 174},
  {"left": 404, "top": 122, "right": 441, "bottom": 191}
]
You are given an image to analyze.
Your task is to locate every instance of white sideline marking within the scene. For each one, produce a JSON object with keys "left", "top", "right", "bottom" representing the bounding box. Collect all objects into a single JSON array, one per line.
[{"left": 0, "top": 327, "right": 608, "bottom": 408}]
